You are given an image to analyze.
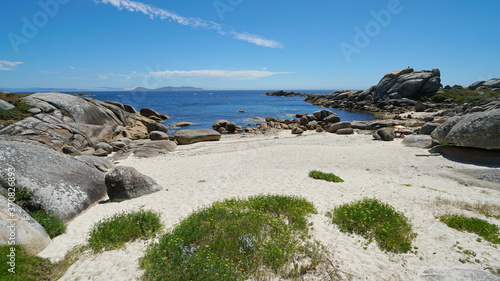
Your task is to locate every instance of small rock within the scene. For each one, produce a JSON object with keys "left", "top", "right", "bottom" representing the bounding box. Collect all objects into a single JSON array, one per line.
[
  {"left": 323, "top": 114, "right": 341, "bottom": 124},
  {"left": 420, "top": 123, "right": 440, "bottom": 135},
  {"left": 140, "top": 107, "right": 161, "bottom": 119},
  {"left": 160, "top": 114, "right": 170, "bottom": 120},
  {"left": 62, "top": 146, "right": 80, "bottom": 155},
  {"left": 291, "top": 127, "right": 304, "bottom": 134},
  {"left": 373, "top": 128, "right": 395, "bottom": 141},
  {"left": 149, "top": 131, "right": 169, "bottom": 140},
  {"left": 336, "top": 128, "right": 354, "bottom": 135},
  {"left": 415, "top": 101, "right": 427, "bottom": 112},
  {"left": 326, "top": 121, "right": 351, "bottom": 133},
  {"left": 95, "top": 142, "right": 113, "bottom": 154},
  {"left": 28, "top": 108, "right": 42, "bottom": 114},
  {"left": 170, "top": 122, "right": 193, "bottom": 127},
  {"left": 93, "top": 148, "right": 109, "bottom": 157}
]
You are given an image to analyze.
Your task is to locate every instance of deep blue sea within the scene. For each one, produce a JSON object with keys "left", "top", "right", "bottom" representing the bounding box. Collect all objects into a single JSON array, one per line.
[{"left": 56, "top": 90, "right": 374, "bottom": 130}]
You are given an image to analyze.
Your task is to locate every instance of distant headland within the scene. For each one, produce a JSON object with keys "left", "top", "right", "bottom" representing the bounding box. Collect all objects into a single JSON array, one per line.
[{"left": 132, "top": 86, "right": 204, "bottom": 91}]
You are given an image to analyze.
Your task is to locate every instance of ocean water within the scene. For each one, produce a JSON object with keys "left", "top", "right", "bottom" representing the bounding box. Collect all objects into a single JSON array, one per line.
[{"left": 62, "top": 90, "right": 375, "bottom": 130}]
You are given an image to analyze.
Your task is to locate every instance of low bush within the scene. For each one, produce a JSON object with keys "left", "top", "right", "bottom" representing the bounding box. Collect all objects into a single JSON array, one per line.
[
  {"left": 430, "top": 88, "right": 500, "bottom": 104},
  {"left": 327, "top": 198, "right": 416, "bottom": 253},
  {"left": 309, "top": 170, "right": 344, "bottom": 183},
  {"left": 87, "top": 210, "right": 163, "bottom": 253},
  {"left": 140, "top": 194, "right": 324, "bottom": 281},
  {"left": 439, "top": 215, "right": 499, "bottom": 244}
]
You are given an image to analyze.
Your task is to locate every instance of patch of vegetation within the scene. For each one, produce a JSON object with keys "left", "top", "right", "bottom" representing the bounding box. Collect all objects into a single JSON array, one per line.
[
  {"left": 29, "top": 210, "right": 67, "bottom": 239},
  {"left": 87, "top": 210, "right": 163, "bottom": 253},
  {"left": 0, "top": 245, "right": 80, "bottom": 281},
  {"left": 0, "top": 92, "right": 34, "bottom": 123},
  {"left": 11, "top": 187, "right": 66, "bottom": 239},
  {"left": 439, "top": 215, "right": 499, "bottom": 244},
  {"left": 435, "top": 198, "right": 500, "bottom": 219},
  {"left": 140, "top": 195, "right": 325, "bottom": 281},
  {"left": 430, "top": 88, "right": 500, "bottom": 104},
  {"left": 327, "top": 198, "right": 416, "bottom": 253},
  {"left": 309, "top": 170, "right": 344, "bottom": 183}
]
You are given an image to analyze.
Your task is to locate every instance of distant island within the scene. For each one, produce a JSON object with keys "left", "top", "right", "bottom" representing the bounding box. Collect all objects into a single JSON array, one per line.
[{"left": 132, "top": 86, "right": 204, "bottom": 91}]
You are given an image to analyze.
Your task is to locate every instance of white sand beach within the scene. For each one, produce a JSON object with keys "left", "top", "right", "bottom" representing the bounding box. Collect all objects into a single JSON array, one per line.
[{"left": 39, "top": 131, "right": 500, "bottom": 280}]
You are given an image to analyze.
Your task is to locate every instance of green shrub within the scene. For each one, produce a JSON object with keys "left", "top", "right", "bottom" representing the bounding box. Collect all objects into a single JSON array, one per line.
[
  {"left": 0, "top": 93, "right": 34, "bottom": 124},
  {"left": 439, "top": 215, "right": 500, "bottom": 244},
  {"left": 140, "top": 195, "right": 323, "bottom": 281},
  {"left": 430, "top": 88, "right": 500, "bottom": 104},
  {"left": 327, "top": 198, "right": 416, "bottom": 253},
  {"left": 309, "top": 170, "right": 344, "bottom": 183},
  {"left": 29, "top": 210, "right": 67, "bottom": 239},
  {"left": 0, "top": 245, "right": 79, "bottom": 281},
  {"left": 87, "top": 210, "right": 163, "bottom": 253}
]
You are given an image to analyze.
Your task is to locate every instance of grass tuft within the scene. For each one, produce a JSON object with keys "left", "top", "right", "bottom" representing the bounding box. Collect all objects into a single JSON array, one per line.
[
  {"left": 29, "top": 210, "right": 67, "bottom": 239},
  {"left": 309, "top": 170, "right": 344, "bottom": 183},
  {"left": 87, "top": 210, "right": 163, "bottom": 253},
  {"left": 140, "top": 194, "right": 324, "bottom": 281},
  {"left": 439, "top": 215, "right": 499, "bottom": 244},
  {"left": 0, "top": 245, "right": 80, "bottom": 281},
  {"left": 327, "top": 198, "right": 416, "bottom": 253}
]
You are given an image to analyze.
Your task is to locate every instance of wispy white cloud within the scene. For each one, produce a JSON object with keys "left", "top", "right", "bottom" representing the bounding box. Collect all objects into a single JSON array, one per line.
[
  {"left": 231, "top": 32, "right": 284, "bottom": 49},
  {"left": 38, "top": 70, "right": 60, "bottom": 74},
  {"left": 96, "top": 0, "right": 284, "bottom": 48},
  {"left": 99, "top": 68, "right": 291, "bottom": 80},
  {"left": 138, "top": 69, "right": 290, "bottom": 80},
  {"left": 0, "top": 60, "right": 23, "bottom": 71},
  {"left": 70, "top": 66, "right": 91, "bottom": 71},
  {"left": 99, "top": 73, "right": 133, "bottom": 79}
]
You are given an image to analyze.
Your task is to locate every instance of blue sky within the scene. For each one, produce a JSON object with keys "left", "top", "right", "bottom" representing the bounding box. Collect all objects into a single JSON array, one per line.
[{"left": 1, "top": 0, "right": 499, "bottom": 90}]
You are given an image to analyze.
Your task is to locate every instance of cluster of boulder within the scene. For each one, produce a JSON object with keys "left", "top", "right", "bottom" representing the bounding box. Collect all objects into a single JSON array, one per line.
[
  {"left": 0, "top": 139, "right": 165, "bottom": 255},
  {"left": 268, "top": 68, "right": 445, "bottom": 114}
]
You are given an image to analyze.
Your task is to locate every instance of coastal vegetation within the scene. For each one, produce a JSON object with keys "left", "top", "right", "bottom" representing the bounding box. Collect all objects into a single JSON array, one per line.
[
  {"left": 308, "top": 170, "right": 344, "bottom": 183},
  {"left": 327, "top": 198, "right": 416, "bottom": 253},
  {"left": 430, "top": 88, "right": 500, "bottom": 104},
  {"left": 13, "top": 187, "right": 66, "bottom": 239},
  {"left": 87, "top": 210, "right": 163, "bottom": 253},
  {"left": 0, "top": 92, "right": 33, "bottom": 124},
  {"left": 140, "top": 195, "right": 325, "bottom": 281},
  {"left": 435, "top": 198, "right": 500, "bottom": 219},
  {"left": 439, "top": 215, "right": 500, "bottom": 244},
  {"left": 0, "top": 245, "right": 80, "bottom": 281}
]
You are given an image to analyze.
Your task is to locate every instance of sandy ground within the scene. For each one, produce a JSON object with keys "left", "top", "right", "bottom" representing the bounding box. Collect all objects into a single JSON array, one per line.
[{"left": 39, "top": 131, "right": 500, "bottom": 280}]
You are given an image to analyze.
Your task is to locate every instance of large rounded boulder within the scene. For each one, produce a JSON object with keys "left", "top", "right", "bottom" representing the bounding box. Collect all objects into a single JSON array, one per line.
[
  {"left": 0, "top": 196, "right": 51, "bottom": 255},
  {"left": 105, "top": 166, "right": 163, "bottom": 201},
  {"left": 174, "top": 129, "right": 221, "bottom": 145},
  {"left": 431, "top": 109, "right": 500, "bottom": 149},
  {"left": 0, "top": 140, "right": 107, "bottom": 222}
]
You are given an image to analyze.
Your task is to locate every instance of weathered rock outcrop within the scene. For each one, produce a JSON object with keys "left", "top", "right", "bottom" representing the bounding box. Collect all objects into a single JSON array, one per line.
[
  {"left": 0, "top": 140, "right": 107, "bottom": 222},
  {"left": 0, "top": 92, "right": 155, "bottom": 151},
  {"left": 175, "top": 129, "right": 221, "bottom": 145},
  {"left": 468, "top": 78, "right": 500, "bottom": 91},
  {"left": 431, "top": 108, "right": 500, "bottom": 149},
  {"left": 0, "top": 196, "right": 51, "bottom": 255},
  {"left": 375, "top": 68, "right": 442, "bottom": 99},
  {"left": 105, "top": 166, "right": 163, "bottom": 201}
]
